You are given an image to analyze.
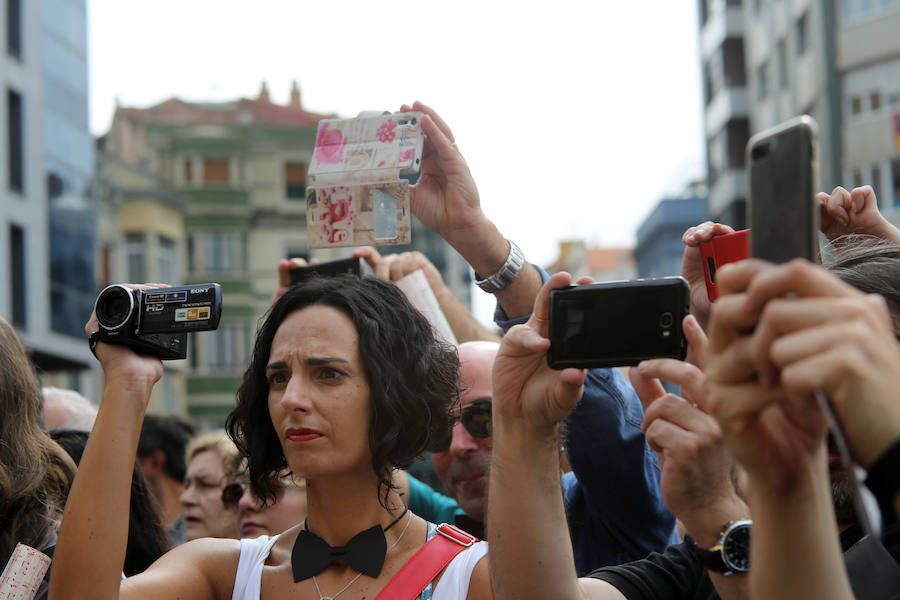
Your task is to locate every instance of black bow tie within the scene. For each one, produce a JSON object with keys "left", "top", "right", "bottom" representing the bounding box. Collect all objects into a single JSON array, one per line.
[{"left": 291, "top": 525, "right": 387, "bottom": 582}]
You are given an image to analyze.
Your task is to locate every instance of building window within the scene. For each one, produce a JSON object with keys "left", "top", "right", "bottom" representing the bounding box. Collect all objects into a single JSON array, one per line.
[
  {"left": 6, "top": 0, "right": 21, "bottom": 59},
  {"left": 722, "top": 38, "right": 746, "bottom": 86},
  {"left": 757, "top": 62, "right": 769, "bottom": 100},
  {"left": 872, "top": 165, "right": 881, "bottom": 198},
  {"left": 184, "top": 159, "right": 193, "bottom": 183},
  {"left": 852, "top": 168, "right": 863, "bottom": 189},
  {"left": 7, "top": 89, "right": 24, "bottom": 193},
  {"left": 777, "top": 39, "right": 788, "bottom": 89},
  {"left": 100, "top": 244, "right": 111, "bottom": 288},
  {"left": 851, "top": 96, "right": 862, "bottom": 115},
  {"left": 203, "top": 158, "right": 229, "bottom": 184},
  {"left": 727, "top": 119, "right": 750, "bottom": 169},
  {"left": 795, "top": 12, "right": 809, "bottom": 56},
  {"left": 699, "top": 0, "right": 708, "bottom": 26},
  {"left": 125, "top": 233, "right": 146, "bottom": 283},
  {"left": 187, "top": 234, "right": 195, "bottom": 273},
  {"left": 159, "top": 235, "right": 177, "bottom": 284},
  {"left": 208, "top": 324, "right": 240, "bottom": 370},
  {"left": 702, "top": 61, "right": 714, "bottom": 106},
  {"left": 9, "top": 224, "right": 26, "bottom": 326},
  {"left": 871, "top": 91, "right": 882, "bottom": 111},
  {"left": 284, "top": 162, "right": 306, "bottom": 199},
  {"left": 202, "top": 232, "right": 234, "bottom": 274}
]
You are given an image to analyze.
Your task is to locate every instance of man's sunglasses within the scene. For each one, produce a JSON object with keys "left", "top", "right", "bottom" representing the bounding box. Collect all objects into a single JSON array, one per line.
[
  {"left": 429, "top": 399, "right": 492, "bottom": 453},
  {"left": 221, "top": 476, "right": 305, "bottom": 511}
]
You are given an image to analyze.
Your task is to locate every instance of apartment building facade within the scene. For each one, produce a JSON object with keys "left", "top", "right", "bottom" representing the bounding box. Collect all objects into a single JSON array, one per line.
[
  {"left": 1, "top": 0, "right": 96, "bottom": 393},
  {"left": 699, "top": 0, "right": 900, "bottom": 228}
]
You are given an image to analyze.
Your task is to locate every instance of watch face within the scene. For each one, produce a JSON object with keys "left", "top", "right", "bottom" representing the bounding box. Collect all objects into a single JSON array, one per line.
[{"left": 722, "top": 523, "right": 751, "bottom": 573}]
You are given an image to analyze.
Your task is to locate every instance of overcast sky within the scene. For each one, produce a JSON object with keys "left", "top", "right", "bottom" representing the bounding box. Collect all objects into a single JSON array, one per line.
[{"left": 89, "top": 0, "right": 707, "bottom": 323}]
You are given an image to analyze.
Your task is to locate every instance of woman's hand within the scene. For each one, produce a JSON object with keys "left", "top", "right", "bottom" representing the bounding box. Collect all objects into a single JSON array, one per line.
[{"left": 85, "top": 284, "right": 165, "bottom": 394}]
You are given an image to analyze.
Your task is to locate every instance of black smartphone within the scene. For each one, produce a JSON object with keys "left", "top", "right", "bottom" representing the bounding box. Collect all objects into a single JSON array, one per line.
[
  {"left": 289, "top": 256, "right": 373, "bottom": 287},
  {"left": 547, "top": 277, "right": 690, "bottom": 370},
  {"left": 746, "top": 115, "right": 820, "bottom": 263}
]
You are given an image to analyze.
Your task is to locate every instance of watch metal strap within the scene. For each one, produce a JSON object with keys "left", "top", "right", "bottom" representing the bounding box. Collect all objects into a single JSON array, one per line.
[{"left": 474, "top": 239, "right": 525, "bottom": 294}]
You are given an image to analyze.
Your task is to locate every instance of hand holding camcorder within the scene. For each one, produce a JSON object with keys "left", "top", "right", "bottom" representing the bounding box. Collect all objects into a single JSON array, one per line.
[{"left": 90, "top": 283, "right": 222, "bottom": 360}]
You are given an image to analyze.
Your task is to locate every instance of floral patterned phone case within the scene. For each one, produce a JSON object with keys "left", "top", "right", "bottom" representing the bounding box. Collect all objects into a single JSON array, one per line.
[{"left": 306, "top": 112, "right": 423, "bottom": 248}]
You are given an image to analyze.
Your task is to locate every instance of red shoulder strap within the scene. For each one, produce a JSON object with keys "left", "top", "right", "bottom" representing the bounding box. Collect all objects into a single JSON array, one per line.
[{"left": 375, "top": 523, "right": 478, "bottom": 600}]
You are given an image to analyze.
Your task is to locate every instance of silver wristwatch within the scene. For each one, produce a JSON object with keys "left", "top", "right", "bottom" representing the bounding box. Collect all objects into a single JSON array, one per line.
[
  {"left": 474, "top": 239, "right": 526, "bottom": 294},
  {"left": 689, "top": 519, "right": 751, "bottom": 575}
]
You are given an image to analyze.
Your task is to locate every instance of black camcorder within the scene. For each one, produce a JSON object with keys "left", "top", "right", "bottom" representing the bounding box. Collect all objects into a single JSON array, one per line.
[{"left": 92, "top": 283, "right": 222, "bottom": 360}]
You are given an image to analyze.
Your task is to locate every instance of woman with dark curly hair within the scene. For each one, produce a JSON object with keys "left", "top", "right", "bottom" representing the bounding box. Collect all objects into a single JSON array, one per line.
[
  {"left": 51, "top": 275, "right": 492, "bottom": 600},
  {"left": 0, "top": 316, "right": 76, "bottom": 598}
]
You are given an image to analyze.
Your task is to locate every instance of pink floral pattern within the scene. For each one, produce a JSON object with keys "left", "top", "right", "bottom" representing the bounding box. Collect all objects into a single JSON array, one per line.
[
  {"left": 376, "top": 119, "right": 397, "bottom": 143},
  {"left": 398, "top": 148, "right": 414, "bottom": 163},
  {"left": 314, "top": 124, "right": 347, "bottom": 165}
]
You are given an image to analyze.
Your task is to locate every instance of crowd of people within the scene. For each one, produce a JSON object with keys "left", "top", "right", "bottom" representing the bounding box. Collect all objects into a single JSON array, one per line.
[{"left": 1, "top": 102, "right": 899, "bottom": 599}]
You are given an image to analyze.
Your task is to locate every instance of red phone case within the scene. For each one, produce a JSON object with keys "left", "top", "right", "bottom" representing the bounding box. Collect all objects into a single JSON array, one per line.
[{"left": 700, "top": 229, "right": 749, "bottom": 302}]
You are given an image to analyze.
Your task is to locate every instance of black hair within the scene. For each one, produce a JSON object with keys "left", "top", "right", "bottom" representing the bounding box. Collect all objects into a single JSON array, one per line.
[
  {"left": 50, "top": 429, "right": 171, "bottom": 576},
  {"left": 226, "top": 275, "right": 459, "bottom": 508},
  {"left": 826, "top": 235, "right": 900, "bottom": 328},
  {"left": 137, "top": 414, "right": 196, "bottom": 483}
]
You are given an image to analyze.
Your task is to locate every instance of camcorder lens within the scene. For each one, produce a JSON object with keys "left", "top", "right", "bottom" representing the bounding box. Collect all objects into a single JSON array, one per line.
[{"left": 96, "top": 285, "right": 134, "bottom": 329}]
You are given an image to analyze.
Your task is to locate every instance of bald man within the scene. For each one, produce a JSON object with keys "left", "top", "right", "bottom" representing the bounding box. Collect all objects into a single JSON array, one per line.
[{"left": 405, "top": 341, "right": 678, "bottom": 574}]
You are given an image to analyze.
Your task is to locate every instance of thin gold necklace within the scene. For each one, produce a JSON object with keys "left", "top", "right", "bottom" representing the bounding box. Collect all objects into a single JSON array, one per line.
[{"left": 311, "top": 510, "right": 413, "bottom": 600}]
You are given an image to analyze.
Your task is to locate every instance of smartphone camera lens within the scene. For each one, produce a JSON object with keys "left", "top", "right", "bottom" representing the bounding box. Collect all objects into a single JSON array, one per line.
[
  {"left": 411, "top": 117, "right": 417, "bottom": 125},
  {"left": 659, "top": 312, "right": 674, "bottom": 329}
]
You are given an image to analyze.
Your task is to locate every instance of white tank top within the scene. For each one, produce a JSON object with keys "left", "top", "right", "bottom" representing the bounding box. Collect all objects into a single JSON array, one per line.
[{"left": 230, "top": 531, "right": 488, "bottom": 600}]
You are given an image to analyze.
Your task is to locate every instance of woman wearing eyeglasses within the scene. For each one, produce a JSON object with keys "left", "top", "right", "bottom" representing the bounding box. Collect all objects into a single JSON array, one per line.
[
  {"left": 221, "top": 462, "right": 308, "bottom": 539},
  {"left": 181, "top": 430, "right": 239, "bottom": 541},
  {"left": 51, "top": 273, "right": 492, "bottom": 600}
]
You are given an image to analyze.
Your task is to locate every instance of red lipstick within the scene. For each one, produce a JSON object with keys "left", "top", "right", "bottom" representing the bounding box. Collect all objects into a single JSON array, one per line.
[{"left": 286, "top": 427, "right": 322, "bottom": 443}]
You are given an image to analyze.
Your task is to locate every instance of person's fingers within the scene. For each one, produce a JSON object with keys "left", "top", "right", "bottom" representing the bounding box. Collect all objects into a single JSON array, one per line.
[
  {"left": 706, "top": 294, "right": 759, "bottom": 356},
  {"left": 703, "top": 333, "right": 758, "bottom": 388},
  {"left": 643, "top": 416, "right": 692, "bottom": 455},
  {"left": 849, "top": 185, "right": 876, "bottom": 214},
  {"left": 629, "top": 365, "right": 667, "bottom": 413},
  {"left": 683, "top": 314, "right": 709, "bottom": 368},
  {"left": 644, "top": 394, "right": 719, "bottom": 445},
  {"left": 412, "top": 101, "right": 456, "bottom": 142},
  {"left": 683, "top": 221, "right": 735, "bottom": 246},
  {"left": 740, "top": 259, "right": 859, "bottom": 316},
  {"left": 826, "top": 186, "right": 852, "bottom": 226},
  {"left": 751, "top": 296, "right": 875, "bottom": 381},
  {"left": 768, "top": 300, "right": 893, "bottom": 373},
  {"left": 502, "top": 322, "right": 552, "bottom": 355},
  {"left": 634, "top": 359, "right": 705, "bottom": 405},
  {"left": 529, "top": 272, "right": 573, "bottom": 339},
  {"left": 420, "top": 114, "right": 457, "bottom": 161},
  {"left": 389, "top": 257, "right": 409, "bottom": 282},
  {"left": 574, "top": 275, "right": 595, "bottom": 285},
  {"left": 703, "top": 380, "right": 785, "bottom": 426},
  {"left": 353, "top": 246, "right": 382, "bottom": 270},
  {"left": 714, "top": 259, "right": 773, "bottom": 298}
]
